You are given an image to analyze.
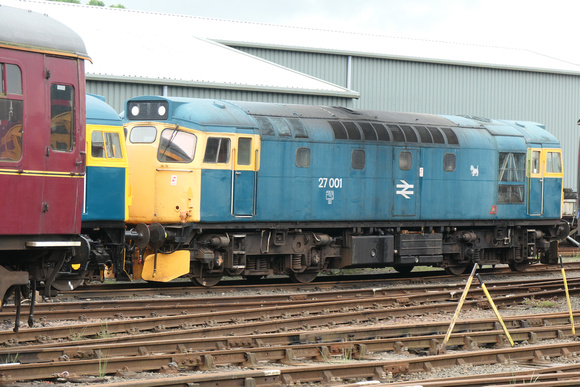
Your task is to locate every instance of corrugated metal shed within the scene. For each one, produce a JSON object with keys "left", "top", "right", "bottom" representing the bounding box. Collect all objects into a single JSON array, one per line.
[
  {"left": 2, "top": 0, "right": 357, "bottom": 100},
  {"left": 212, "top": 26, "right": 580, "bottom": 75}
]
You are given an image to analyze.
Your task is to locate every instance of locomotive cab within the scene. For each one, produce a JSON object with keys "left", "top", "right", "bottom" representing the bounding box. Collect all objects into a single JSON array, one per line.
[{"left": 124, "top": 99, "right": 262, "bottom": 284}]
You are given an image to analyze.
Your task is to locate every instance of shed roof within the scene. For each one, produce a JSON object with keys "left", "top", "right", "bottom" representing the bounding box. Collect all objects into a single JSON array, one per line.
[
  {"left": 6, "top": 0, "right": 580, "bottom": 96},
  {"left": 212, "top": 26, "right": 580, "bottom": 75},
  {"left": 3, "top": 0, "right": 358, "bottom": 98}
]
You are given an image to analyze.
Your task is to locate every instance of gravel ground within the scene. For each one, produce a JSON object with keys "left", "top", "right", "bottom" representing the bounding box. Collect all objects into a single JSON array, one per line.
[{"left": 6, "top": 266, "right": 580, "bottom": 385}]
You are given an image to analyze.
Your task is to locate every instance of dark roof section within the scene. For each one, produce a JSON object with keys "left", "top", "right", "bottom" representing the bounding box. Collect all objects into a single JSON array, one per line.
[
  {"left": 232, "top": 100, "right": 457, "bottom": 127},
  {"left": 0, "top": 5, "right": 90, "bottom": 60}
]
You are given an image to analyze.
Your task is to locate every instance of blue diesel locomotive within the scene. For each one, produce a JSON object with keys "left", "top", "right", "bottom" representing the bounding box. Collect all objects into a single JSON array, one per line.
[
  {"left": 52, "top": 95, "right": 148, "bottom": 291},
  {"left": 123, "top": 96, "right": 569, "bottom": 285}
]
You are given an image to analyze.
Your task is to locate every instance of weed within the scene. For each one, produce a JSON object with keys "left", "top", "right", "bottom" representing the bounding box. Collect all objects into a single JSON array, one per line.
[
  {"left": 522, "top": 297, "right": 558, "bottom": 308},
  {"left": 69, "top": 326, "right": 87, "bottom": 341},
  {"left": 318, "top": 346, "right": 359, "bottom": 363},
  {"left": 97, "top": 322, "right": 112, "bottom": 339},
  {"left": 4, "top": 353, "right": 18, "bottom": 364},
  {"left": 96, "top": 350, "right": 108, "bottom": 378}
]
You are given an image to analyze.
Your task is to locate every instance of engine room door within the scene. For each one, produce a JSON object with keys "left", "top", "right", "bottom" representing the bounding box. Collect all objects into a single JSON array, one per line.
[
  {"left": 393, "top": 148, "right": 418, "bottom": 217},
  {"left": 232, "top": 137, "right": 257, "bottom": 217},
  {"left": 527, "top": 148, "right": 543, "bottom": 216}
]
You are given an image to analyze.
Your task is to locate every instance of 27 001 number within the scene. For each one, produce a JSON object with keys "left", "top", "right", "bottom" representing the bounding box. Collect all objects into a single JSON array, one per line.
[{"left": 318, "top": 177, "right": 343, "bottom": 188}]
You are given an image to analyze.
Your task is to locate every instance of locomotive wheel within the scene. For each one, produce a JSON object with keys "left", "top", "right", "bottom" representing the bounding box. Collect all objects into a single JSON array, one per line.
[
  {"left": 288, "top": 270, "right": 318, "bottom": 283},
  {"left": 191, "top": 274, "right": 222, "bottom": 287},
  {"left": 52, "top": 277, "right": 85, "bottom": 291},
  {"left": 444, "top": 263, "right": 470, "bottom": 276},
  {"left": 393, "top": 265, "right": 414, "bottom": 274},
  {"left": 190, "top": 263, "right": 222, "bottom": 287},
  {"left": 509, "top": 261, "right": 529, "bottom": 272},
  {"left": 52, "top": 264, "right": 88, "bottom": 291}
]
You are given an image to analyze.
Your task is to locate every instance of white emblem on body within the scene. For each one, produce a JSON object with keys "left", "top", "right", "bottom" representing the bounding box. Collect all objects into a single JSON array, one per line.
[
  {"left": 471, "top": 165, "right": 479, "bottom": 177},
  {"left": 326, "top": 190, "right": 335, "bottom": 204},
  {"left": 396, "top": 180, "right": 414, "bottom": 199}
]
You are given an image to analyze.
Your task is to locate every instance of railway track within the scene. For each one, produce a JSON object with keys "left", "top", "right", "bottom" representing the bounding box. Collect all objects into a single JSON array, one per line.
[
  {"left": 4, "top": 274, "right": 580, "bottom": 322},
  {"left": 0, "top": 266, "right": 578, "bottom": 384},
  {"left": 41, "top": 261, "right": 580, "bottom": 301}
]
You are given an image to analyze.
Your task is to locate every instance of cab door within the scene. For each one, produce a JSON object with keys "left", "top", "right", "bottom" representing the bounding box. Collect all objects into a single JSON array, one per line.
[
  {"left": 527, "top": 147, "right": 543, "bottom": 216},
  {"left": 154, "top": 127, "right": 197, "bottom": 223},
  {"left": 393, "top": 148, "right": 418, "bottom": 217},
  {"left": 232, "top": 136, "right": 259, "bottom": 217}
]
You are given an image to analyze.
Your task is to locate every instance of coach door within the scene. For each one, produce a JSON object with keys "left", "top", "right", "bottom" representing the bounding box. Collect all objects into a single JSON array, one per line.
[
  {"left": 232, "top": 136, "right": 259, "bottom": 217},
  {"left": 42, "top": 55, "right": 85, "bottom": 233},
  {"left": 393, "top": 148, "right": 418, "bottom": 217},
  {"left": 527, "top": 147, "right": 543, "bottom": 216}
]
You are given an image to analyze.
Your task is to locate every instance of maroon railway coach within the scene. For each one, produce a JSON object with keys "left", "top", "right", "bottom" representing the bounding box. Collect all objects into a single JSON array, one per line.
[{"left": 0, "top": 6, "right": 90, "bottom": 319}]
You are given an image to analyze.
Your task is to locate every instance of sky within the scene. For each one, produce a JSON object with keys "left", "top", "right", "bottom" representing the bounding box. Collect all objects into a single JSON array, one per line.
[{"left": 109, "top": 0, "right": 580, "bottom": 65}]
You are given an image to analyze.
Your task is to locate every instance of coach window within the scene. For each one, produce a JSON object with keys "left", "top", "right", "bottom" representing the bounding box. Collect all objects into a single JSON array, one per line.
[
  {"left": 204, "top": 137, "right": 230, "bottom": 163},
  {"left": 130, "top": 126, "right": 157, "bottom": 143},
  {"left": 50, "top": 84, "right": 74, "bottom": 152},
  {"left": 352, "top": 149, "right": 365, "bottom": 169},
  {"left": 158, "top": 128, "right": 196, "bottom": 163},
  {"left": 238, "top": 138, "right": 252, "bottom": 165},
  {"left": 296, "top": 147, "right": 310, "bottom": 168},
  {"left": 399, "top": 151, "right": 412, "bottom": 170},
  {"left": 443, "top": 153, "right": 456, "bottom": 172},
  {"left": 0, "top": 63, "right": 24, "bottom": 162},
  {"left": 498, "top": 152, "right": 525, "bottom": 203},
  {"left": 6, "top": 64, "right": 22, "bottom": 95}
]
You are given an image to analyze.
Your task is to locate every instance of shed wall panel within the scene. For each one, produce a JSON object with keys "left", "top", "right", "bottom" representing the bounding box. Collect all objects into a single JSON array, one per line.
[
  {"left": 87, "top": 81, "right": 163, "bottom": 114},
  {"left": 235, "top": 47, "right": 349, "bottom": 89}
]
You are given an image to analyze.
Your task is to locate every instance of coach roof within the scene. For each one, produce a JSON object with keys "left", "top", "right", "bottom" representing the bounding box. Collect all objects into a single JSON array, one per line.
[{"left": 0, "top": 5, "right": 89, "bottom": 60}]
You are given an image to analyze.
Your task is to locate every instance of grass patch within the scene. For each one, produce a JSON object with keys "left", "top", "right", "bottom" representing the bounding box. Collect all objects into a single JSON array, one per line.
[{"left": 522, "top": 297, "right": 558, "bottom": 308}]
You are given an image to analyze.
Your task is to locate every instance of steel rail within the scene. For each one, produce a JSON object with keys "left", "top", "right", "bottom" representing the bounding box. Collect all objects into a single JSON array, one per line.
[
  {"left": 0, "top": 322, "right": 576, "bottom": 367},
  {"left": 47, "top": 261, "right": 580, "bottom": 299},
  {"left": 5, "top": 275, "right": 580, "bottom": 323},
  {"left": 2, "top": 281, "right": 580, "bottom": 346},
  {"left": 387, "top": 365, "right": 580, "bottom": 386},
  {"left": 5, "top": 340, "right": 580, "bottom": 385}
]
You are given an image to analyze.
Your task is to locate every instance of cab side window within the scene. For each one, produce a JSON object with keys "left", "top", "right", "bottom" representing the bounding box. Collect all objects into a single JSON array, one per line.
[
  {"left": 204, "top": 137, "right": 230, "bottom": 163},
  {"left": 91, "top": 131, "right": 123, "bottom": 159},
  {"left": 546, "top": 151, "right": 562, "bottom": 173},
  {"left": 238, "top": 138, "right": 252, "bottom": 166}
]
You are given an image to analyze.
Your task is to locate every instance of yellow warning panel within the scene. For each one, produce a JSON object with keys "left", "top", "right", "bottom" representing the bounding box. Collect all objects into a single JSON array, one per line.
[{"left": 141, "top": 250, "right": 190, "bottom": 282}]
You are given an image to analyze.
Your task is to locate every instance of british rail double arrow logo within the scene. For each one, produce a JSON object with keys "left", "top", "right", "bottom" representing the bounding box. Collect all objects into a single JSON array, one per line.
[{"left": 396, "top": 180, "right": 414, "bottom": 199}]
